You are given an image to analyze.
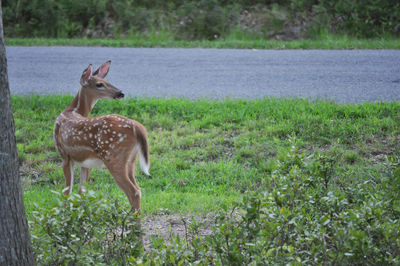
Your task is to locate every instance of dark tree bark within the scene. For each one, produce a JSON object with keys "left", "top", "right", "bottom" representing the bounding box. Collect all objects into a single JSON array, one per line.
[{"left": 0, "top": 2, "right": 35, "bottom": 265}]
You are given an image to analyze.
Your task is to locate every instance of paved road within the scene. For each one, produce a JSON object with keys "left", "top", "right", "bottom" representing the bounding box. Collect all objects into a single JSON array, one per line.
[{"left": 6, "top": 46, "right": 400, "bottom": 103}]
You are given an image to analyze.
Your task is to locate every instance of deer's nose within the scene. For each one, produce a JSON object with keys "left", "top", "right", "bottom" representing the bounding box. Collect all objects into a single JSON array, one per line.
[{"left": 114, "top": 92, "right": 124, "bottom": 99}]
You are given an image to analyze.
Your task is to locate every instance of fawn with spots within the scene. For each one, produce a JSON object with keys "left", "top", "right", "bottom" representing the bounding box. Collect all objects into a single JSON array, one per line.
[{"left": 53, "top": 60, "right": 150, "bottom": 213}]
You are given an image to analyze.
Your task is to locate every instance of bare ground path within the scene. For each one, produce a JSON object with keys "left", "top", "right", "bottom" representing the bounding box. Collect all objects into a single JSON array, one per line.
[{"left": 142, "top": 213, "right": 214, "bottom": 248}]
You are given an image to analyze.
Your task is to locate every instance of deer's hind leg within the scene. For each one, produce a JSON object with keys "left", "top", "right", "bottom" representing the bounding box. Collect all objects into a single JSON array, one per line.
[
  {"left": 106, "top": 159, "right": 141, "bottom": 213},
  {"left": 127, "top": 152, "right": 141, "bottom": 197}
]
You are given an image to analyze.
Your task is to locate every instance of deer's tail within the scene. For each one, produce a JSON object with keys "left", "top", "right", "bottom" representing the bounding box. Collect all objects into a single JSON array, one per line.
[{"left": 137, "top": 127, "right": 150, "bottom": 176}]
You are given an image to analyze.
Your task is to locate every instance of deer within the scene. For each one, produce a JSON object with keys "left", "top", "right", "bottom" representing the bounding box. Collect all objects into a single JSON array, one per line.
[{"left": 53, "top": 60, "right": 149, "bottom": 213}]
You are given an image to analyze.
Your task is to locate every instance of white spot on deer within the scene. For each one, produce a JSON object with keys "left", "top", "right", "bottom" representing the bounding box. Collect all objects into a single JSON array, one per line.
[
  {"left": 89, "top": 133, "right": 93, "bottom": 138},
  {"left": 109, "top": 137, "right": 113, "bottom": 142}
]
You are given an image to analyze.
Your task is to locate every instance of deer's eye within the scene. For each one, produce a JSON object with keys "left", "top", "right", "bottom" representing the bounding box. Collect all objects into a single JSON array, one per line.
[{"left": 96, "top": 83, "right": 104, "bottom": 88}]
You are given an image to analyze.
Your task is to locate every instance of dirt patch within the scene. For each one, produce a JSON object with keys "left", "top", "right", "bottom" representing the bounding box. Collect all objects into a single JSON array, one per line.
[{"left": 141, "top": 213, "right": 214, "bottom": 248}]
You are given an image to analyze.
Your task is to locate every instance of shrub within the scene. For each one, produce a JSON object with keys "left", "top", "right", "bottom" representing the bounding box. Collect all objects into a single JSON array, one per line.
[
  {"left": 3, "top": 0, "right": 399, "bottom": 39},
  {"left": 291, "top": 0, "right": 400, "bottom": 37},
  {"left": 176, "top": 0, "right": 240, "bottom": 40},
  {"left": 29, "top": 190, "right": 142, "bottom": 265}
]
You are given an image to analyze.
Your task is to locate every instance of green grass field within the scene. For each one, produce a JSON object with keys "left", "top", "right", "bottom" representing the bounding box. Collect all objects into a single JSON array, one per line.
[
  {"left": 14, "top": 95, "right": 400, "bottom": 264},
  {"left": 6, "top": 35, "right": 400, "bottom": 49},
  {"left": 14, "top": 95, "right": 399, "bottom": 216}
]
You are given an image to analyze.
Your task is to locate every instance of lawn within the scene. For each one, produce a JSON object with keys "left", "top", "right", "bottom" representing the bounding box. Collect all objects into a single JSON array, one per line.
[
  {"left": 15, "top": 95, "right": 399, "bottom": 215},
  {"left": 14, "top": 95, "right": 400, "bottom": 264},
  {"left": 6, "top": 36, "right": 400, "bottom": 49}
]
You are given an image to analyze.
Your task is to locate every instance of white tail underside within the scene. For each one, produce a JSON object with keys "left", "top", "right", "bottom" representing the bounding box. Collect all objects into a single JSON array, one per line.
[{"left": 138, "top": 145, "right": 150, "bottom": 176}]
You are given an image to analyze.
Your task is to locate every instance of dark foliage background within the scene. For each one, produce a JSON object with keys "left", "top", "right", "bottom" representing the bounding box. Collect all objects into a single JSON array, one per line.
[{"left": 3, "top": 0, "right": 399, "bottom": 40}]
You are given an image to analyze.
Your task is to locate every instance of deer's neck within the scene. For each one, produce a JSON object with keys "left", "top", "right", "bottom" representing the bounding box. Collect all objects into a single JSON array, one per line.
[{"left": 66, "top": 88, "right": 97, "bottom": 117}]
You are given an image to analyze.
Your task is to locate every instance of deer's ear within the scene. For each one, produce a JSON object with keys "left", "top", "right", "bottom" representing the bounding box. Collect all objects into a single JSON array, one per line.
[
  {"left": 93, "top": 60, "right": 111, "bottom": 78},
  {"left": 80, "top": 64, "right": 92, "bottom": 86}
]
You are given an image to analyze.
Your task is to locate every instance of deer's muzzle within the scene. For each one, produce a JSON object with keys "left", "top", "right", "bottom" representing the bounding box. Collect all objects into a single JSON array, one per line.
[{"left": 114, "top": 92, "right": 125, "bottom": 99}]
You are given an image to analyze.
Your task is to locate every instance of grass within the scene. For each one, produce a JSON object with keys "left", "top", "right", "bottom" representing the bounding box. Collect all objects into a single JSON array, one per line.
[
  {"left": 13, "top": 95, "right": 400, "bottom": 219},
  {"left": 6, "top": 34, "right": 400, "bottom": 49}
]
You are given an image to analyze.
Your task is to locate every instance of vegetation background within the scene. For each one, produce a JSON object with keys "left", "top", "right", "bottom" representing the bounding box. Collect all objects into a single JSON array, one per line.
[{"left": 3, "top": 0, "right": 400, "bottom": 42}]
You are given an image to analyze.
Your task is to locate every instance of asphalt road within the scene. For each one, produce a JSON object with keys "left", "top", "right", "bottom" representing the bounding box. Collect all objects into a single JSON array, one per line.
[{"left": 6, "top": 46, "right": 400, "bottom": 103}]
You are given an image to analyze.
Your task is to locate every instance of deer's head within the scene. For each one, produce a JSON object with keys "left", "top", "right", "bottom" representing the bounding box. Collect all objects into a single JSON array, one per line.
[{"left": 80, "top": 60, "right": 124, "bottom": 100}]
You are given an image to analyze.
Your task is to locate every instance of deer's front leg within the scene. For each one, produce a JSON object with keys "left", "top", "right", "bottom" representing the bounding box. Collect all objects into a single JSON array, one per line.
[
  {"left": 78, "top": 167, "right": 90, "bottom": 194},
  {"left": 62, "top": 158, "right": 74, "bottom": 195}
]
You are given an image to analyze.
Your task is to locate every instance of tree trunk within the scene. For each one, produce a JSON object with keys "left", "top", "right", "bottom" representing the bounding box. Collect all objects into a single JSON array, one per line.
[{"left": 0, "top": 2, "right": 35, "bottom": 265}]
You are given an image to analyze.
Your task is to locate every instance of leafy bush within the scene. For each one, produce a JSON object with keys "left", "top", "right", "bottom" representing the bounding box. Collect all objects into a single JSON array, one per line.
[
  {"left": 332, "top": 0, "right": 400, "bottom": 37},
  {"left": 3, "top": 0, "right": 399, "bottom": 39},
  {"left": 176, "top": 0, "right": 240, "bottom": 40},
  {"left": 291, "top": 0, "right": 400, "bottom": 37},
  {"left": 29, "top": 190, "right": 142, "bottom": 265},
  {"left": 206, "top": 140, "right": 400, "bottom": 264}
]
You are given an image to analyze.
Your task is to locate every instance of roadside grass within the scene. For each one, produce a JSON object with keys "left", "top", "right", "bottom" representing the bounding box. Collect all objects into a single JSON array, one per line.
[
  {"left": 13, "top": 95, "right": 400, "bottom": 219},
  {"left": 6, "top": 35, "right": 400, "bottom": 49}
]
